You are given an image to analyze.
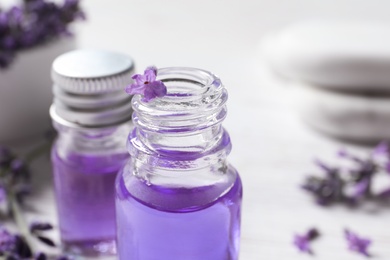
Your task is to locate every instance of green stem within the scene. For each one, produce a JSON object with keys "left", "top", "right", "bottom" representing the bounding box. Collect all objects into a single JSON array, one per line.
[{"left": 10, "top": 195, "right": 37, "bottom": 255}]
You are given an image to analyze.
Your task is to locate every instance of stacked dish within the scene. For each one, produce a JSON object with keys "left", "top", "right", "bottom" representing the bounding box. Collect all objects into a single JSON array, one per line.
[{"left": 262, "top": 21, "right": 390, "bottom": 143}]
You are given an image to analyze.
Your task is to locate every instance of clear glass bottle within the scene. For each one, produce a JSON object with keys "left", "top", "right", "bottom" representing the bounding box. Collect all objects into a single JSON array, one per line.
[
  {"left": 50, "top": 50, "right": 134, "bottom": 256},
  {"left": 115, "top": 67, "right": 243, "bottom": 260}
]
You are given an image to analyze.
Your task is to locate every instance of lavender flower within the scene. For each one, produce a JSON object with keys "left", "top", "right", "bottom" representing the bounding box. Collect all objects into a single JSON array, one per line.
[
  {"left": 302, "top": 160, "right": 344, "bottom": 205},
  {"left": 0, "top": 138, "right": 61, "bottom": 259},
  {"left": 293, "top": 228, "right": 320, "bottom": 254},
  {"left": 302, "top": 144, "right": 390, "bottom": 206},
  {"left": 372, "top": 141, "right": 389, "bottom": 157},
  {"left": 126, "top": 66, "right": 167, "bottom": 102},
  {"left": 0, "top": 227, "right": 32, "bottom": 259},
  {"left": 345, "top": 229, "right": 371, "bottom": 257},
  {"left": 0, "top": 227, "right": 17, "bottom": 253}
]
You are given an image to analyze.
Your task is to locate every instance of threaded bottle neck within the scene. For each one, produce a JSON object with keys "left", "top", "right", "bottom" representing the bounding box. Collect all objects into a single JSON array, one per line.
[{"left": 131, "top": 67, "right": 228, "bottom": 156}]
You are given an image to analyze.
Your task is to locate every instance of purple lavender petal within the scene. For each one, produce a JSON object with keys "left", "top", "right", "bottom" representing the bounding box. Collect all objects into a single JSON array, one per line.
[
  {"left": 125, "top": 83, "right": 145, "bottom": 95},
  {"left": 145, "top": 66, "right": 157, "bottom": 76},
  {"left": 353, "top": 178, "right": 370, "bottom": 198},
  {"left": 337, "top": 148, "right": 348, "bottom": 158},
  {"left": 144, "top": 67, "right": 157, "bottom": 82},
  {"left": 344, "top": 229, "right": 371, "bottom": 257},
  {"left": 293, "top": 234, "right": 311, "bottom": 253},
  {"left": 293, "top": 228, "right": 320, "bottom": 254},
  {"left": 127, "top": 67, "right": 167, "bottom": 101},
  {"left": 131, "top": 73, "right": 144, "bottom": 82},
  {"left": 150, "top": 80, "right": 167, "bottom": 97},
  {"left": 0, "top": 227, "right": 17, "bottom": 253},
  {"left": 143, "top": 81, "right": 167, "bottom": 102}
]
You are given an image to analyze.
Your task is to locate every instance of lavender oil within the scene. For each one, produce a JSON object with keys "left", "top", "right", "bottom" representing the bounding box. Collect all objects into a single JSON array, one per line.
[
  {"left": 50, "top": 50, "right": 134, "bottom": 256},
  {"left": 115, "top": 67, "right": 243, "bottom": 260}
]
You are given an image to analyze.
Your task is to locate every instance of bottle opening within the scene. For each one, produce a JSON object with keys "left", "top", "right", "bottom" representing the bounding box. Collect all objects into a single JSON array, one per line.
[{"left": 130, "top": 67, "right": 228, "bottom": 155}]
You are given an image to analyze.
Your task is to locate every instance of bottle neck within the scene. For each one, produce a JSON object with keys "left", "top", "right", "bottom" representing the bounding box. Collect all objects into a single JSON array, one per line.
[
  {"left": 53, "top": 120, "right": 131, "bottom": 155},
  {"left": 128, "top": 67, "right": 231, "bottom": 173},
  {"left": 131, "top": 67, "right": 228, "bottom": 154}
]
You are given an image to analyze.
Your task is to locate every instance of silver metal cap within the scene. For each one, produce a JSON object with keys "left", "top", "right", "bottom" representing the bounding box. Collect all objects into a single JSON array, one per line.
[{"left": 50, "top": 49, "right": 135, "bottom": 128}]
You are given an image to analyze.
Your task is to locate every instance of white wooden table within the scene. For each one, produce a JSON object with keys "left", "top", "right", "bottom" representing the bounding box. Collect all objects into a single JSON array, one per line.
[{"left": 21, "top": 0, "right": 390, "bottom": 259}]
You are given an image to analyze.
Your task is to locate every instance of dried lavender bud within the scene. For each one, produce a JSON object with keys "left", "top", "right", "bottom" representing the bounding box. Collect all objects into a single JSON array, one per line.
[
  {"left": 345, "top": 229, "right": 371, "bottom": 257},
  {"left": 0, "top": 227, "right": 17, "bottom": 254},
  {"left": 306, "top": 228, "right": 320, "bottom": 240},
  {"left": 13, "top": 235, "right": 32, "bottom": 258},
  {"left": 302, "top": 174, "right": 344, "bottom": 206},
  {"left": 350, "top": 160, "right": 376, "bottom": 184},
  {"left": 35, "top": 252, "right": 47, "bottom": 260},
  {"left": 293, "top": 228, "right": 320, "bottom": 254},
  {"left": 30, "top": 222, "right": 53, "bottom": 233},
  {"left": 301, "top": 143, "right": 390, "bottom": 207},
  {"left": 36, "top": 236, "right": 55, "bottom": 247}
]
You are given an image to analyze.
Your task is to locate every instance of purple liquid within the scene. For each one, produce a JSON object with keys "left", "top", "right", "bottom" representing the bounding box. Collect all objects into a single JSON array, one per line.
[
  {"left": 52, "top": 147, "right": 128, "bottom": 256},
  {"left": 115, "top": 166, "right": 242, "bottom": 260}
]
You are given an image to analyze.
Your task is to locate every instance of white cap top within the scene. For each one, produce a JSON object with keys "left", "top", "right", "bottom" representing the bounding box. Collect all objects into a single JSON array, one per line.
[
  {"left": 53, "top": 49, "right": 133, "bottom": 79},
  {"left": 50, "top": 49, "right": 135, "bottom": 128}
]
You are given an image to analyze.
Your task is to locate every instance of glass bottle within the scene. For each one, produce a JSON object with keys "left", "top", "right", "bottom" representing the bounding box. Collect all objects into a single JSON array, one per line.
[
  {"left": 116, "top": 67, "right": 243, "bottom": 260},
  {"left": 50, "top": 50, "right": 134, "bottom": 256}
]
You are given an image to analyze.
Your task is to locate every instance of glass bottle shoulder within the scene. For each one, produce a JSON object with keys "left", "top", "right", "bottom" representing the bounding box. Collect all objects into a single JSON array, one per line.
[
  {"left": 51, "top": 122, "right": 132, "bottom": 173},
  {"left": 116, "top": 163, "right": 242, "bottom": 213}
]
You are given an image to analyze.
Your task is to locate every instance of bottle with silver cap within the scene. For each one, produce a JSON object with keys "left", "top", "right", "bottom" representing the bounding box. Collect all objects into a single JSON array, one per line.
[{"left": 50, "top": 50, "right": 134, "bottom": 257}]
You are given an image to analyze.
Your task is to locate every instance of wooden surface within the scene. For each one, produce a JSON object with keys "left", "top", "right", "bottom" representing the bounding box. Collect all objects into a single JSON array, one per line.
[{"left": 21, "top": 1, "right": 390, "bottom": 259}]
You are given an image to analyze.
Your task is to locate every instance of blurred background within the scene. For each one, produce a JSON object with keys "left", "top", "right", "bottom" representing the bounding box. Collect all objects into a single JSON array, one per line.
[{"left": 2, "top": 0, "right": 390, "bottom": 259}]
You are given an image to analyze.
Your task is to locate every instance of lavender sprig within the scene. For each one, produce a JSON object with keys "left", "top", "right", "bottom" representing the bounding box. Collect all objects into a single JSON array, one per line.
[
  {"left": 0, "top": 133, "right": 69, "bottom": 259},
  {"left": 301, "top": 142, "right": 390, "bottom": 207},
  {"left": 0, "top": 0, "right": 85, "bottom": 69}
]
